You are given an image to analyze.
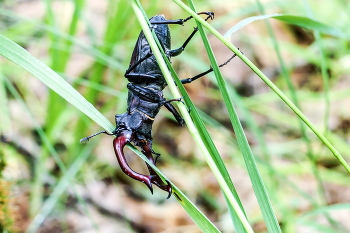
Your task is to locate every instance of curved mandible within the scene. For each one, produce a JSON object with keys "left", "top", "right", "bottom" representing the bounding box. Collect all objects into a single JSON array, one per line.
[{"left": 113, "top": 130, "right": 154, "bottom": 194}]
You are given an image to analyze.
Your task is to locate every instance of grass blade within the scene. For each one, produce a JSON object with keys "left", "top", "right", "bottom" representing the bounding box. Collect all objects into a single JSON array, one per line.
[
  {"left": 25, "top": 142, "right": 95, "bottom": 233},
  {"left": 297, "top": 203, "right": 350, "bottom": 220},
  {"left": 131, "top": 1, "right": 253, "bottom": 232},
  {"left": 0, "top": 31, "right": 221, "bottom": 233},
  {"left": 224, "top": 14, "right": 345, "bottom": 39},
  {"left": 170, "top": 0, "right": 350, "bottom": 175},
  {"left": 302, "top": 0, "right": 331, "bottom": 134},
  {"left": 254, "top": 0, "right": 341, "bottom": 230},
  {"left": 128, "top": 144, "right": 221, "bottom": 233},
  {"left": 0, "top": 72, "right": 11, "bottom": 132},
  {"left": 186, "top": 1, "right": 281, "bottom": 232},
  {"left": 0, "top": 34, "right": 114, "bottom": 131}
]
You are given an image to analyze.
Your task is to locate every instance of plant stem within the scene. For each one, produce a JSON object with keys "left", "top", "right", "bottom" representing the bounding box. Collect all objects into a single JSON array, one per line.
[
  {"left": 171, "top": 0, "right": 350, "bottom": 175},
  {"left": 129, "top": 1, "right": 254, "bottom": 232}
]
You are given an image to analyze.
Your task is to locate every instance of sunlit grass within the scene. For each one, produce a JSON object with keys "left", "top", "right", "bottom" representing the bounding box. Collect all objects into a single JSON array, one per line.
[{"left": 0, "top": 0, "right": 350, "bottom": 232}]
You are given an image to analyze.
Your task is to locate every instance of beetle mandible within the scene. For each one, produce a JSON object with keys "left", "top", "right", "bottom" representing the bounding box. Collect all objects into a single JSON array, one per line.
[{"left": 81, "top": 12, "right": 237, "bottom": 199}]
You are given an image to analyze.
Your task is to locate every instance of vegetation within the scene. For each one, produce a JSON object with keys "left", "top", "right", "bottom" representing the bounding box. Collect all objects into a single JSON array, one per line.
[
  {"left": 0, "top": 148, "right": 16, "bottom": 232},
  {"left": 0, "top": 0, "right": 349, "bottom": 232}
]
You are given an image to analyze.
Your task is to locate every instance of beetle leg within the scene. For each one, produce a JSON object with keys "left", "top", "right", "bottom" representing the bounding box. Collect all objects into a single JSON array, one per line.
[
  {"left": 183, "top": 11, "right": 215, "bottom": 23},
  {"left": 125, "top": 52, "right": 153, "bottom": 75},
  {"left": 161, "top": 97, "right": 183, "bottom": 106},
  {"left": 164, "top": 102, "right": 185, "bottom": 126},
  {"left": 169, "top": 27, "right": 198, "bottom": 57},
  {"left": 180, "top": 51, "right": 240, "bottom": 84},
  {"left": 141, "top": 141, "right": 172, "bottom": 199},
  {"left": 113, "top": 130, "right": 154, "bottom": 194},
  {"left": 151, "top": 12, "right": 215, "bottom": 26}
]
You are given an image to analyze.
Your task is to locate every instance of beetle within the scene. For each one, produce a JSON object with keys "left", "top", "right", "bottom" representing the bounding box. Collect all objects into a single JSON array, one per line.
[{"left": 80, "top": 12, "right": 237, "bottom": 199}]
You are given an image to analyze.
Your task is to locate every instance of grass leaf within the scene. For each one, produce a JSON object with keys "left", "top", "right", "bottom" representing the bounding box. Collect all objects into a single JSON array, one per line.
[
  {"left": 187, "top": 1, "right": 281, "bottom": 232},
  {"left": 130, "top": 1, "right": 253, "bottom": 232},
  {"left": 0, "top": 31, "right": 221, "bottom": 233},
  {"left": 171, "top": 0, "right": 350, "bottom": 175},
  {"left": 224, "top": 14, "right": 345, "bottom": 39}
]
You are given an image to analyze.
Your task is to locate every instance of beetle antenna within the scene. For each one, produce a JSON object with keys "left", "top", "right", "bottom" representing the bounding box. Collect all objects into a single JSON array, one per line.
[{"left": 80, "top": 130, "right": 114, "bottom": 144}]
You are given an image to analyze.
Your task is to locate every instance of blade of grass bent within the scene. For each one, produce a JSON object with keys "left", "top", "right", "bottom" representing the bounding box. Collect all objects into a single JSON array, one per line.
[
  {"left": 3, "top": 76, "right": 66, "bottom": 173},
  {"left": 0, "top": 34, "right": 114, "bottom": 131},
  {"left": 4, "top": 76, "right": 99, "bottom": 231},
  {"left": 34, "top": 0, "right": 86, "bottom": 215},
  {"left": 297, "top": 203, "right": 350, "bottom": 220},
  {"left": 25, "top": 142, "right": 96, "bottom": 233},
  {"left": 171, "top": 0, "right": 350, "bottom": 175},
  {"left": 224, "top": 14, "right": 344, "bottom": 39},
  {"left": 301, "top": 0, "right": 331, "bottom": 135},
  {"left": 187, "top": 1, "right": 281, "bottom": 232},
  {"left": 0, "top": 33, "right": 221, "bottom": 233},
  {"left": 128, "top": 144, "right": 221, "bottom": 233},
  {"left": 138, "top": 5, "right": 248, "bottom": 233},
  {"left": 255, "top": 0, "right": 337, "bottom": 226},
  {"left": 130, "top": 1, "right": 253, "bottom": 232},
  {"left": 0, "top": 8, "right": 125, "bottom": 70},
  {"left": 138, "top": 0, "right": 247, "bottom": 218},
  {"left": 0, "top": 72, "right": 11, "bottom": 132}
]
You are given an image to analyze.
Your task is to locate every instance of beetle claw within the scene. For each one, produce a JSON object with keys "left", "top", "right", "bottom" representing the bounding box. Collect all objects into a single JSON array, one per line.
[
  {"left": 165, "top": 180, "right": 172, "bottom": 199},
  {"left": 149, "top": 176, "right": 172, "bottom": 199},
  {"left": 144, "top": 176, "right": 154, "bottom": 194},
  {"left": 80, "top": 137, "right": 89, "bottom": 144},
  {"left": 154, "top": 153, "right": 161, "bottom": 165}
]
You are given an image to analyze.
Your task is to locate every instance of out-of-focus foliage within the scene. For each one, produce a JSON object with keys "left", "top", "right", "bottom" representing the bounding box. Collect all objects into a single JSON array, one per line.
[
  {"left": 0, "top": 0, "right": 350, "bottom": 232},
  {"left": 0, "top": 148, "right": 16, "bottom": 232}
]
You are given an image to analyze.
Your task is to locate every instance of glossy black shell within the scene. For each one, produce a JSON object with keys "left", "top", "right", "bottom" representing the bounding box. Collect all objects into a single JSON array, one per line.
[{"left": 127, "top": 15, "right": 171, "bottom": 89}]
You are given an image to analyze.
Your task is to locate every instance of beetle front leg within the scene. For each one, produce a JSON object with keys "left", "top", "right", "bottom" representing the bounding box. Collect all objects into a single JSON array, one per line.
[
  {"left": 182, "top": 11, "right": 215, "bottom": 23},
  {"left": 169, "top": 27, "right": 198, "bottom": 57},
  {"left": 164, "top": 102, "right": 185, "bottom": 126},
  {"left": 140, "top": 141, "right": 172, "bottom": 199},
  {"left": 150, "top": 12, "right": 214, "bottom": 26}
]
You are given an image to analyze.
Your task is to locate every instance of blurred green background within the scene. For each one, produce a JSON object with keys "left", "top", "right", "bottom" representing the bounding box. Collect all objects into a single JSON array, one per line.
[{"left": 0, "top": 0, "right": 350, "bottom": 232}]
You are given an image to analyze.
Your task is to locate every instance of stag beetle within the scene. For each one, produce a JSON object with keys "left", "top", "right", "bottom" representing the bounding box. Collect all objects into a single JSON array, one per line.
[{"left": 81, "top": 12, "right": 238, "bottom": 199}]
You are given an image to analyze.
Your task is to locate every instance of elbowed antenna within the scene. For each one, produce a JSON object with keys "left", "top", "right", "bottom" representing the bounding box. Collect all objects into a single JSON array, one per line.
[{"left": 80, "top": 130, "right": 114, "bottom": 144}]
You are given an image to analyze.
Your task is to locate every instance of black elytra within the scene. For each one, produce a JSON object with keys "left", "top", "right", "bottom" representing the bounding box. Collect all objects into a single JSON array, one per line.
[{"left": 80, "top": 12, "right": 238, "bottom": 199}]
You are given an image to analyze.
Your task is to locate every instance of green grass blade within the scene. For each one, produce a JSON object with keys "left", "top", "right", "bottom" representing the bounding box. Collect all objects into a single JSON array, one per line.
[
  {"left": 44, "top": 0, "right": 86, "bottom": 133},
  {"left": 302, "top": 0, "right": 331, "bottom": 135},
  {"left": 224, "top": 14, "right": 345, "bottom": 39},
  {"left": 297, "top": 203, "right": 350, "bottom": 220},
  {"left": 254, "top": 0, "right": 340, "bottom": 229},
  {"left": 130, "top": 1, "right": 253, "bottom": 232},
  {"left": 224, "top": 13, "right": 281, "bottom": 39},
  {"left": 4, "top": 76, "right": 99, "bottom": 230},
  {"left": 297, "top": 221, "right": 340, "bottom": 233},
  {"left": 186, "top": 1, "right": 281, "bottom": 232},
  {"left": 69, "top": 0, "right": 133, "bottom": 163},
  {"left": 128, "top": 144, "right": 221, "bottom": 233},
  {"left": 0, "top": 34, "right": 114, "bottom": 131},
  {"left": 273, "top": 15, "right": 345, "bottom": 38},
  {"left": 171, "top": 0, "right": 350, "bottom": 175},
  {"left": 3, "top": 77, "right": 67, "bottom": 173},
  {"left": 0, "top": 72, "right": 11, "bottom": 132},
  {"left": 0, "top": 31, "right": 221, "bottom": 233},
  {"left": 0, "top": 8, "right": 125, "bottom": 70},
  {"left": 25, "top": 142, "right": 96, "bottom": 233}
]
